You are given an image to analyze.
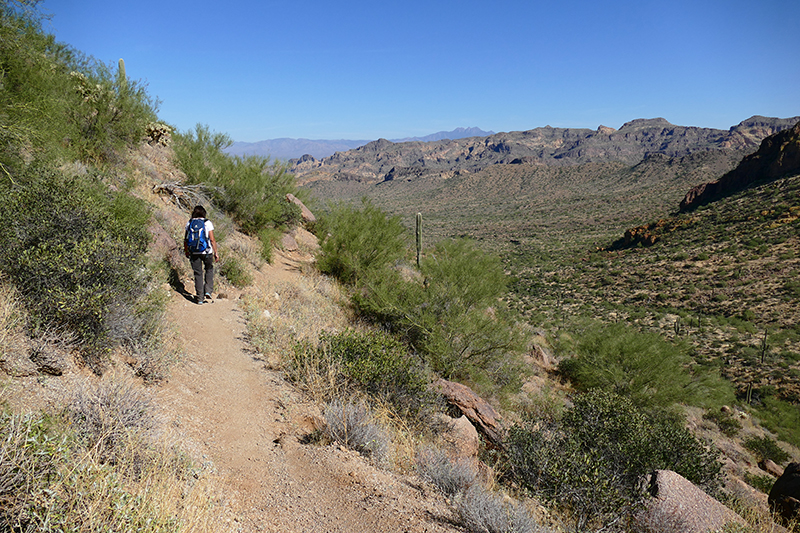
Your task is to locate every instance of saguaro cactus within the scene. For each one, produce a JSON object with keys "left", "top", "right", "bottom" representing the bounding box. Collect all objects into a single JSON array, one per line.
[
  {"left": 118, "top": 58, "right": 127, "bottom": 93},
  {"left": 416, "top": 212, "right": 422, "bottom": 268}
]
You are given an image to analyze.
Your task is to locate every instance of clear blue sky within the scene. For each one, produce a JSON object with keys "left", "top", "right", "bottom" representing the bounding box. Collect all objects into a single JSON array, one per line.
[{"left": 41, "top": 0, "right": 799, "bottom": 142}]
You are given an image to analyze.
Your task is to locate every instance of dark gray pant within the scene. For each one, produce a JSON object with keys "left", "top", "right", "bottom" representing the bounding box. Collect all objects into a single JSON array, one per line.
[{"left": 190, "top": 253, "right": 214, "bottom": 297}]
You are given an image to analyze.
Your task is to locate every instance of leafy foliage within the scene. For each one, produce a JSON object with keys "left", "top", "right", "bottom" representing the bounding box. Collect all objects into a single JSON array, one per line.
[
  {"left": 742, "top": 435, "right": 791, "bottom": 465},
  {"left": 316, "top": 198, "right": 407, "bottom": 286},
  {"left": 558, "top": 319, "right": 735, "bottom": 409},
  {"left": 295, "top": 329, "right": 431, "bottom": 415},
  {"left": 0, "top": 1, "right": 157, "bottom": 166},
  {"left": 0, "top": 163, "right": 154, "bottom": 366},
  {"left": 356, "top": 238, "right": 526, "bottom": 379},
  {"left": 505, "top": 389, "right": 722, "bottom": 531},
  {"left": 173, "top": 124, "right": 301, "bottom": 234}
]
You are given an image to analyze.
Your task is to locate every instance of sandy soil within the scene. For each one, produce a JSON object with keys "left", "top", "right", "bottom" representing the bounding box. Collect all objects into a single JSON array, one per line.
[{"left": 156, "top": 249, "right": 458, "bottom": 532}]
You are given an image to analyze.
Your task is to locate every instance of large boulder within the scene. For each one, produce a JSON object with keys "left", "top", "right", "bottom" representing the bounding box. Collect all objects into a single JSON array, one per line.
[
  {"left": 435, "top": 414, "right": 481, "bottom": 459},
  {"left": 636, "top": 470, "right": 746, "bottom": 533},
  {"left": 769, "top": 462, "right": 800, "bottom": 526},
  {"left": 286, "top": 193, "right": 316, "bottom": 225},
  {"left": 433, "top": 378, "right": 503, "bottom": 447}
]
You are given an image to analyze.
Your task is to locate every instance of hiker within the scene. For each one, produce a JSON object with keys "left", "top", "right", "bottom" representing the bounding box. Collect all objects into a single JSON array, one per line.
[{"left": 184, "top": 205, "right": 219, "bottom": 304}]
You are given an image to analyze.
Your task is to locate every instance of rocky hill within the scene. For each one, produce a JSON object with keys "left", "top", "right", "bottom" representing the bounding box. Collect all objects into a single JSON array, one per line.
[
  {"left": 291, "top": 116, "right": 800, "bottom": 185},
  {"left": 680, "top": 121, "right": 800, "bottom": 211}
]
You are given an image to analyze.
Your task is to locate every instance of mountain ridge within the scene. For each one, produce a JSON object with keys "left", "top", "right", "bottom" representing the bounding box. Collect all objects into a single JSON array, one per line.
[{"left": 290, "top": 115, "right": 800, "bottom": 185}]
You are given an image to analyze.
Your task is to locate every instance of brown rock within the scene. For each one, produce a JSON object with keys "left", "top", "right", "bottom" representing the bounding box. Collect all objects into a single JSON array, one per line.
[
  {"left": 282, "top": 232, "right": 299, "bottom": 251},
  {"left": 437, "top": 414, "right": 480, "bottom": 459},
  {"left": 761, "top": 459, "right": 785, "bottom": 478},
  {"left": 636, "top": 470, "right": 746, "bottom": 533},
  {"left": 286, "top": 193, "right": 316, "bottom": 224},
  {"left": 148, "top": 221, "right": 184, "bottom": 271},
  {"left": 680, "top": 121, "right": 800, "bottom": 212},
  {"left": 433, "top": 378, "right": 503, "bottom": 447}
]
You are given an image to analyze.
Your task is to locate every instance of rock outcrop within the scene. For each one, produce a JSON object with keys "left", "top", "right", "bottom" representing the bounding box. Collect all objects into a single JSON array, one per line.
[
  {"left": 769, "top": 462, "right": 800, "bottom": 526},
  {"left": 433, "top": 378, "right": 504, "bottom": 447},
  {"left": 636, "top": 470, "right": 746, "bottom": 533},
  {"left": 680, "top": 121, "right": 800, "bottom": 212}
]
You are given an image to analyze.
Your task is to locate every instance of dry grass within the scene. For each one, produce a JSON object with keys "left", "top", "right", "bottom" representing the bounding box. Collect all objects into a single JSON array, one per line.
[
  {"left": 0, "top": 280, "right": 27, "bottom": 364},
  {"left": 0, "top": 377, "right": 233, "bottom": 533},
  {"left": 241, "top": 270, "right": 351, "bottom": 370}
]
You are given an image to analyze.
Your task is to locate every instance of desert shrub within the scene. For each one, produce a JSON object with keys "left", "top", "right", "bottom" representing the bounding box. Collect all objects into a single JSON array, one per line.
[
  {"left": 67, "top": 62, "right": 158, "bottom": 163},
  {"left": 558, "top": 320, "right": 734, "bottom": 409},
  {"left": 742, "top": 435, "right": 791, "bottom": 465},
  {"left": 317, "top": 329, "right": 431, "bottom": 415},
  {"left": 415, "top": 447, "right": 478, "bottom": 496},
  {"left": 505, "top": 389, "right": 721, "bottom": 531},
  {"left": 258, "top": 226, "right": 283, "bottom": 263},
  {"left": 323, "top": 400, "right": 389, "bottom": 463},
  {"left": 357, "top": 238, "right": 526, "bottom": 380},
  {"left": 753, "top": 396, "right": 800, "bottom": 448},
  {"left": 454, "top": 484, "right": 548, "bottom": 533},
  {"left": 316, "top": 198, "right": 407, "bottom": 286},
  {"left": 0, "top": 163, "right": 156, "bottom": 367},
  {"left": 744, "top": 472, "right": 775, "bottom": 494},
  {"left": 0, "top": 402, "right": 221, "bottom": 532},
  {"left": 173, "top": 124, "right": 301, "bottom": 234},
  {"left": 219, "top": 253, "right": 252, "bottom": 288},
  {"left": 0, "top": 2, "right": 157, "bottom": 166},
  {"left": 63, "top": 379, "right": 157, "bottom": 459},
  {"left": 703, "top": 409, "right": 743, "bottom": 437}
]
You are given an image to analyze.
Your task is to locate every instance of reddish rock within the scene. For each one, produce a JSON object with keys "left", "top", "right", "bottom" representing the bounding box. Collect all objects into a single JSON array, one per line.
[
  {"left": 148, "top": 221, "right": 184, "bottom": 271},
  {"left": 438, "top": 414, "right": 481, "bottom": 459},
  {"left": 433, "top": 378, "right": 503, "bottom": 447},
  {"left": 760, "top": 459, "right": 785, "bottom": 478}
]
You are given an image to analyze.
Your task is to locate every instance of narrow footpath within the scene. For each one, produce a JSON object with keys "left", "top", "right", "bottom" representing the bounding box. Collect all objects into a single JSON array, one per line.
[{"left": 155, "top": 257, "right": 456, "bottom": 532}]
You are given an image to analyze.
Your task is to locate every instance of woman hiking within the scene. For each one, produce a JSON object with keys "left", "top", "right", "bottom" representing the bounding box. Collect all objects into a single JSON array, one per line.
[{"left": 184, "top": 205, "right": 219, "bottom": 304}]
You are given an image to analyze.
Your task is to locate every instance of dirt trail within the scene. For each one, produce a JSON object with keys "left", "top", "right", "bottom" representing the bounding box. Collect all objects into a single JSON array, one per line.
[{"left": 156, "top": 252, "right": 455, "bottom": 532}]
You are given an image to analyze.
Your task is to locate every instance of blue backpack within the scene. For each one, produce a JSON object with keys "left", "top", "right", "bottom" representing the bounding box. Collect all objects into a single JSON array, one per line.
[{"left": 185, "top": 218, "right": 210, "bottom": 254}]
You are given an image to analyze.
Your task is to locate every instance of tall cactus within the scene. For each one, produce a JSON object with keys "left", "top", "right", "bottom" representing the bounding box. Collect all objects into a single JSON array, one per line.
[
  {"left": 118, "top": 58, "right": 127, "bottom": 93},
  {"left": 416, "top": 212, "right": 422, "bottom": 268}
]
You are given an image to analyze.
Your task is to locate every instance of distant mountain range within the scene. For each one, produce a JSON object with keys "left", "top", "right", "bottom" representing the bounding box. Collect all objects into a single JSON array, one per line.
[
  {"left": 290, "top": 116, "right": 800, "bottom": 185},
  {"left": 225, "top": 127, "right": 495, "bottom": 160}
]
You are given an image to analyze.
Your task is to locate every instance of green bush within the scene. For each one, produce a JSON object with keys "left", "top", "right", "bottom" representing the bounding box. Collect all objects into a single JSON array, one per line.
[
  {"left": 356, "top": 238, "right": 525, "bottom": 379},
  {"left": 316, "top": 329, "right": 431, "bottom": 415},
  {"left": 742, "top": 435, "right": 791, "bottom": 465},
  {"left": 219, "top": 253, "right": 252, "bottom": 288},
  {"left": 0, "top": 3, "right": 157, "bottom": 166},
  {"left": 753, "top": 396, "right": 800, "bottom": 447},
  {"left": 173, "top": 124, "right": 301, "bottom": 234},
  {"left": 316, "top": 198, "right": 407, "bottom": 286},
  {"left": 558, "top": 320, "right": 734, "bottom": 409},
  {"left": 506, "top": 389, "right": 721, "bottom": 531},
  {"left": 744, "top": 471, "right": 775, "bottom": 494},
  {"left": 0, "top": 163, "right": 153, "bottom": 367},
  {"left": 702, "top": 409, "right": 742, "bottom": 437}
]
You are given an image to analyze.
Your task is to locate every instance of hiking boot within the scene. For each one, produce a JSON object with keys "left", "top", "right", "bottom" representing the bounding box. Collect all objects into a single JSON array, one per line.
[
  {"left": 204, "top": 293, "right": 212, "bottom": 301},
  {"left": 195, "top": 295, "right": 204, "bottom": 305}
]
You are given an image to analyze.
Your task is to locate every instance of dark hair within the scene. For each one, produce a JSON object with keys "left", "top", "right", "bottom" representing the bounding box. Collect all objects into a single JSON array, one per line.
[{"left": 191, "top": 205, "right": 207, "bottom": 219}]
